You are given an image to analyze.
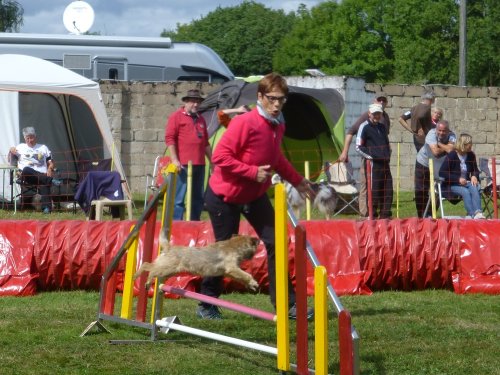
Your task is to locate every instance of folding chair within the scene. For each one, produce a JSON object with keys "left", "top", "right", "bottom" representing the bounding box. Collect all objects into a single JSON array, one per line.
[
  {"left": 423, "top": 177, "right": 462, "bottom": 219},
  {"left": 144, "top": 155, "right": 171, "bottom": 208},
  {"left": 479, "top": 157, "right": 500, "bottom": 218},
  {"left": 324, "top": 161, "right": 360, "bottom": 216}
]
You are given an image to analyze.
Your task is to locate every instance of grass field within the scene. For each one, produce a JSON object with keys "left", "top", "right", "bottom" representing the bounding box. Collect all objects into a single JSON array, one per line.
[
  {"left": 0, "top": 290, "right": 498, "bottom": 375},
  {"left": 0, "top": 190, "right": 471, "bottom": 221},
  {"left": 0, "top": 191, "right": 498, "bottom": 374}
]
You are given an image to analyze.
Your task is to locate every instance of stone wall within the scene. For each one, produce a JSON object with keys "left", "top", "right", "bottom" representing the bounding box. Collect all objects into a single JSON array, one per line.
[{"left": 99, "top": 80, "right": 500, "bottom": 194}]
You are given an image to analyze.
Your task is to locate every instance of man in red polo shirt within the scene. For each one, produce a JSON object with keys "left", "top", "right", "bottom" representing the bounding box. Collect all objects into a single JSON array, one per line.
[{"left": 165, "top": 89, "right": 212, "bottom": 220}]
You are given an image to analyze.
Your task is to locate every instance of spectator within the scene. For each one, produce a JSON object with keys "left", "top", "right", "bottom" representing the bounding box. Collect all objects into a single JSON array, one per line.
[
  {"left": 199, "top": 73, "right": 315, "bottom": 320},
  {"left": 414, "top": 120, "right": 456, "bottom": 218},
  {"left": 9, "top": 126, "right": 60, "bottom": 214},
  {"left": 165, "top": 89, "right": 212, "bottom": 220},
  {"left": 399, "top": 91, "right": 436, "bottom": 151},
  {"left": 431, "top": 107, "right": 444, "bottom": 127},
  {"left": 439, "top": 133, "right": 485, "bottom": 219},
  {"left": 355, "top": 103, "right": 393, "bottom": 219},
  {"left": 339, "top": 94, "right": 390, "bottom": 217}
]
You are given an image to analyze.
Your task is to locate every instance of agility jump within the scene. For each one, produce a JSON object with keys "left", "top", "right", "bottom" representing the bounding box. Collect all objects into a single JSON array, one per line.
[{"left": 81, "top": 163, "right": 358, "bottom": 375}]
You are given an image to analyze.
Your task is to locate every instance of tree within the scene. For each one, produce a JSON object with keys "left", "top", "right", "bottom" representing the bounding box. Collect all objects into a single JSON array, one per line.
[
  {"left": 274, "top": 0, "right": 394, "bottom": 82},
  {"left": 0, "top": 0, "right": 23, "bottom": 32},
  {"left": 161, "top": 1, "right": 296, "bottom": 76},
  {"left": 384, "top": 0, "right": 459, "bottom": 84},
  {"left": 466, "top": 0, "right": 500, "bottom": 86}
]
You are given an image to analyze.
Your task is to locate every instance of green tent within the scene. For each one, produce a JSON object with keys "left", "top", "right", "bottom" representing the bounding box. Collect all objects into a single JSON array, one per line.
[{"left": 199, "top": 79, "right": 345, "bottom": 179}]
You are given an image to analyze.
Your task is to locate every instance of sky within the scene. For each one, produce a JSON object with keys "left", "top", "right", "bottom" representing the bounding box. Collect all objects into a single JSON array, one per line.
[{"left": 18, "top": 1, "right": 324, "bottom": 38}]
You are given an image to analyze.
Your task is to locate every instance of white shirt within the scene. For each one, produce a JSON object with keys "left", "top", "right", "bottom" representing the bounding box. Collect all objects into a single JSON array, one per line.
[{"left": 14, "top": 143, "right": 52, "bottom": 173}]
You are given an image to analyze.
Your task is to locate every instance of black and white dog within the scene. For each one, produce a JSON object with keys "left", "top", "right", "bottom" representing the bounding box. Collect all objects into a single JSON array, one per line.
[{"left": 271, "top": 174, "right": 338, "bottom": 219}]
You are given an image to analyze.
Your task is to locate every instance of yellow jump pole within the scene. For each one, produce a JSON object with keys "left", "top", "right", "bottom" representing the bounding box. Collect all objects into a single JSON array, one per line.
[
  {"left": 429, "top": 159, "right": 437, "bottom": 219},
  {"left": 150, "top": 163, "right": 177, "bottom": 323},
  {"left": 305, "top": 161, "right": 311, "bottom": 220},
  {"left": 186, "top": 160, "right": 193, "bottom": 221},
  {"left": 275, "top": 183, "right": 290, "bottom": 372},
  {"left": 396, "top": 143, "right": 400, "bottom": 218},
  {"left": 314, "top": 266, "right": 328, "bottom": 375},
  {"left": 120, "top": 224, "right": 139, "bottom": 319}
]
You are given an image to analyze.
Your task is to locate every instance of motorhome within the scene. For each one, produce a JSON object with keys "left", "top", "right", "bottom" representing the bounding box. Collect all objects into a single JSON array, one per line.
[{"left": 0, "top": 33, "right": 234, "bottom": 83}]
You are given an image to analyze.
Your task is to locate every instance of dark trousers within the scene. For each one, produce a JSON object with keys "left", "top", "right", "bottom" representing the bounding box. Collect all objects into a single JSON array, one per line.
[
  {"left": 173, "top": 165, "right": 205, "bottom": 220},
  {"left": 414, "top": 161, "right": 440, "bottom": 218},
  {"left": 20, "top": 167, "right": 52, "bottom": 210},
  {"left": 367, "top": 160, "right": 393, "bottom": 219},
  {"left": 200, "top": 185, "right": 296, "bottom": 308}
]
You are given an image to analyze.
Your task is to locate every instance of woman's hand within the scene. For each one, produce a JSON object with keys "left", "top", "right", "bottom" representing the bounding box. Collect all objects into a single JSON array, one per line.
[
  {"left": 470, "top": 176, "right": 479, "bottom": 186},
  {"left": 459, "top": 177, "right": 467, "bottom": 186},
  {"left": 295, "top": 178, "right": 316, "bottom": 201},
  {"left": 256, "top": 165, "right": 271, "bottom": 183}
]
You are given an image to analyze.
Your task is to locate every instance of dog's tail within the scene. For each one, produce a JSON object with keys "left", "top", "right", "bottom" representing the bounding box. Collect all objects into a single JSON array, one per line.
[{"left": 133, "top": 262, "right": 153, "bottom": 280}]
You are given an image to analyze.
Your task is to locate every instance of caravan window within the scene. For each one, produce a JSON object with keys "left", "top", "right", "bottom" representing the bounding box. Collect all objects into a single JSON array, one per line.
[{"left": 109, "top": 69, "right": 118, "bottom": 80}]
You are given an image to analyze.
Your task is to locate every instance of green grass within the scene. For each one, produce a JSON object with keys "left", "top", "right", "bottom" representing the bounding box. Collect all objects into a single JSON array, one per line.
[
  {"left": 0, "top": 192, "right": 496, "bottom": 374},
  {"left": 0, "top": 290, "right": 498, "bottom": 374},
  {"left": 0, "top": 191, "right": 472, "bottom": 221}
]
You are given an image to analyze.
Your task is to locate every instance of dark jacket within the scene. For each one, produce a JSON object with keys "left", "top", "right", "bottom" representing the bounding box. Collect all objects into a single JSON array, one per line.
[
  {"left": 439, "top": 150, "right": 480, "bottom": 196},
  {"left": 355, "top": 120, "right": 391, "bottom": 162}
]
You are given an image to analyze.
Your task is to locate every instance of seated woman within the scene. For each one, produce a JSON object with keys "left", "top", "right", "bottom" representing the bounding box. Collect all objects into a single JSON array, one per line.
[
  {"left": 9, "top": 126, "right": 60, "bottom": 214},
  {"left": 439, "top": 133, "right": 485, "bottom": 219}
]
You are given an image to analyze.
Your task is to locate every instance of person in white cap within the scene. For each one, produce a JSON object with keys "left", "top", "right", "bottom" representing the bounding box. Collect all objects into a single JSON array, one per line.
[
  {"left": 339, "top": 94, "right": 390, "bottom": 217},
  {"left": 355, "top": 103, "right": 393, "bottom": 219}
]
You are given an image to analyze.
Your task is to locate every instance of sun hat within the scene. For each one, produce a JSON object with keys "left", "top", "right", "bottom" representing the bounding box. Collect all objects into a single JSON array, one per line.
[{"left": 182, "top": 89, "right": 204, "bottom": 101}]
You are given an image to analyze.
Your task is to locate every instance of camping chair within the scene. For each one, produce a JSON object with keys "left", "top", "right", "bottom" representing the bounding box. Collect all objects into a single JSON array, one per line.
[
  {"left": 324, "top": 161, "right": 360, "bottom": 216},
  {"left": 423, "top": 177, "right": 463, "bottom": 218},
  {"left": 479, "top": 157, "right": 500, "bottom": 218},
  {"left": 143, "top": 155, "right": 171, "bottom": 208}
]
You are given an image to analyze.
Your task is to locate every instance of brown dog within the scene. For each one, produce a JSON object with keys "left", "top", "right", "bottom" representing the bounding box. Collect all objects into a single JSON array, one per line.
[{"left": 133, "top": 234, "right": 260, "bottom": 291}]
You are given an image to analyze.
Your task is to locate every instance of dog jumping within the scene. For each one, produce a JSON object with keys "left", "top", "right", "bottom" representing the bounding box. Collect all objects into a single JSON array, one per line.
[{"left": 134, "top": 234, "right": 260, "bottom": 291}]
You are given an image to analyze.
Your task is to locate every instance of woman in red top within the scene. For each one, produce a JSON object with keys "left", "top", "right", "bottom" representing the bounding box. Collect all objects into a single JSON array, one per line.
[{"left": 198, "top": 73, "right": 315, "bottom": 320}]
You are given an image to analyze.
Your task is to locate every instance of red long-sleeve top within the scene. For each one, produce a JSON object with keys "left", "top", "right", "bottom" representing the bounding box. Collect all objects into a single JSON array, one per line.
[
  {"left": 209, "top": 108, "right": 303, "bottom": 204},
  {"left": 164, "top": 107, "right": 209, "bottom": 165}
]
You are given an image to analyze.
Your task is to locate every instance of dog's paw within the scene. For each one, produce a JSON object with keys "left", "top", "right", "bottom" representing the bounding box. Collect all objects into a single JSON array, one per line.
[{"left": 248, "top": 279, "right": 259, "bottom": 292}]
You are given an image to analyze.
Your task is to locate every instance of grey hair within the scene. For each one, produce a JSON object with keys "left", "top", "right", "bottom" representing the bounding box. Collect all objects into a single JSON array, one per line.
[
  {"left": 22, "top": 127, "right": 36, "bottom": 137},
  {"left": 421, "top": 90, "right": 436, "bottom": 100},
  {"left": 436, "top": 119, "right": 450, "bottom": 129}
]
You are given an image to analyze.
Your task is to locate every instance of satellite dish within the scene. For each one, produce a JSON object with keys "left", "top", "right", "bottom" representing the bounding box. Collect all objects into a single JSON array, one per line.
[{"left": 63, "top": 1, "right": 95, "bottom": 34}]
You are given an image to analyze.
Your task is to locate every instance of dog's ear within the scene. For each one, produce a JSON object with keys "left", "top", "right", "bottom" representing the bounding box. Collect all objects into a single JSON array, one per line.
[{"left": 251, "top": 237, "right": 260, "bottom": 247}]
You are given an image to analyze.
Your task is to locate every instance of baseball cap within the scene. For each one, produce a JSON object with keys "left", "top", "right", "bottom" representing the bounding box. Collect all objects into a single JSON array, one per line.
[{"left": 369, "top": 103, "right": 383, "bottom": 114}]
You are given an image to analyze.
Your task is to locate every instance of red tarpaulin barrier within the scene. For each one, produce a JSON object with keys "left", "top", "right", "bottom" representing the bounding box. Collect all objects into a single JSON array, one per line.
[{"left": 1, "top": 218, "right": 499, "bottom": 296}]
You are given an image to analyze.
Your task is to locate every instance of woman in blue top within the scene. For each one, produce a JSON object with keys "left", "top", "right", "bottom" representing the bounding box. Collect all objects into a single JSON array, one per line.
[{"left": 439, "top": 133, "right": 485, "bottom": 219}]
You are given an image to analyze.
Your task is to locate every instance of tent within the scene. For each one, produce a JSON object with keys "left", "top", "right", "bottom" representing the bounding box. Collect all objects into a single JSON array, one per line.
[
  {"left": 199, "top": 79, "right": 345, "bottom": 177},
  {"left": 0, "top": 54, "right": 128, "bottom": 202}
]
